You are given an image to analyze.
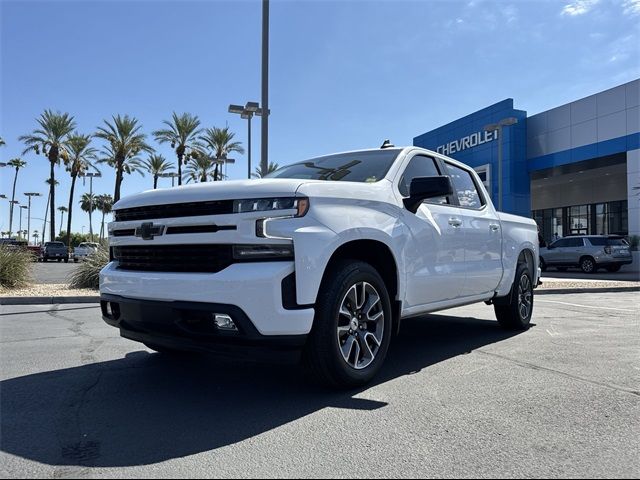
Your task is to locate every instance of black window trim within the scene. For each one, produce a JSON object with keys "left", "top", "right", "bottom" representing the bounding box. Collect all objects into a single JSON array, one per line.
[
  {"left": 439, "top": 160, "right": 487, "bottom": 212},
  {"left": 398, "top": 153, "right": 456, "bottom": 207}
]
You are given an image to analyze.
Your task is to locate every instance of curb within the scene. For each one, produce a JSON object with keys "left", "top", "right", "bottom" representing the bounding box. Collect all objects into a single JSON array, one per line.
[
  {"left": 536, "top": 286, "right": 640, "bottom": 295},
  {"left": 0, "top": 296, "right": 100, "bottom": 306}
]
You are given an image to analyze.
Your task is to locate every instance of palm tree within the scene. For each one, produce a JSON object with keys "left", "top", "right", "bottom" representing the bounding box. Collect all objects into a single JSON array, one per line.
[
  {"left": 198, "top": 127, "right": 244, "bottom": 182},
  {"left": 141, "top": 154, "right": 173, "bottom": 189},
  {"left": 79, "top": 193, "right": 96, "bottom": 240},
  {"left": 58, "top": 206, "right": 68, "bottom": 235},
  {"left": 0, "top": 136, "right": 5, "bottom": 147},
  {"left": 6, "top": 158, "right": 26, "bottom": 236},
  {"left": 152, "top": 112, "right": 202, "bottom": 187},
  {"left": 32, "top": 230, "right": 39, "bottom": 245},
  {"left": 183, "top": 154, "right": 216, "bottom": 183},
  {"left": 95, "top": 194, "right": 113, "bottom": 240},
  {"left": 94, "top": 115, "right": 152, "bottom": 202},
  {"left": 19, "top": 110, "right": 76, "bottom": 242},
  {"left": 41, "top": 178, "right": 59, "bottom": 243},
  {"left": 251, "top": 162, "right": 280, "bottom": 179},
  {"left": 64, "top": 133, "right": 98, "bottom": 247}
]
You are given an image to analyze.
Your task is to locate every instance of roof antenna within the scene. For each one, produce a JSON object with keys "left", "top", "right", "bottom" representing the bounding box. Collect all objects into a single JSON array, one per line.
[{"left": 380, "top": 139, "right": 395, "bottom": 149}]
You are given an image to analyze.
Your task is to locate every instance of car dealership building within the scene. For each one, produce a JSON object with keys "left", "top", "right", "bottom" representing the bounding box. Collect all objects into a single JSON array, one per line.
[{"left": 413, "top": 79, "right": 639, "bottom": 243}]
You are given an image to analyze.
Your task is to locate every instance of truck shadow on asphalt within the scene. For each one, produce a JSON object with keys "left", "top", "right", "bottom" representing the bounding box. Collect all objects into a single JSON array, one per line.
[{"left": 0, "top": 313, "right": 527, "bottom": 468}]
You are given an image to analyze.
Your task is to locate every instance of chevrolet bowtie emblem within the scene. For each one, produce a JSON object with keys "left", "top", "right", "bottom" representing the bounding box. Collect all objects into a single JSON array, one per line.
[{"left": 135, "top": 222, "right": 165, "bottom": 240}]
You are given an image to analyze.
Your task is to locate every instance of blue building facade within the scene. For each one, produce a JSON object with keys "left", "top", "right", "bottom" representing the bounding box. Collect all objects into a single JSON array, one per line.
[{"left": 413, "top": 79, "right": 640, "bottom": 241}]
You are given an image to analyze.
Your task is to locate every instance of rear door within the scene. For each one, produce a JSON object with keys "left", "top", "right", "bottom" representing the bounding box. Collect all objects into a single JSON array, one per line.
[
  {"left": 564, "top": 237, "right": 585, "bottom": 264},
  {"left": 443, "top": 161, "right": 503, "bottom": 297}
]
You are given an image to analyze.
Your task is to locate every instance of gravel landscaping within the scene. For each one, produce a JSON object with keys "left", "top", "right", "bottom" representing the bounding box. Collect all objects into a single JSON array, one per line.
[{"left": 0, "top": 283, "right": 97, "bottom": 297}]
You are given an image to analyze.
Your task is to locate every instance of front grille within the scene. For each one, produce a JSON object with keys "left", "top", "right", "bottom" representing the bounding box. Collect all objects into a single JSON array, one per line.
[
  {"left": 114, "top": 200, "right": 235, "bottom": 222},
  {"left": 113, "top": 244, "right": 234, "bottom": 273}
]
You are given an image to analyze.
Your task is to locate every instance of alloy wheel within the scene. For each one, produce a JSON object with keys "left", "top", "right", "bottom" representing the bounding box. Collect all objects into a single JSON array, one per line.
[
  {"left": 336, "top": 281, "right": 385, "bottom": 370},
  {"left": 517, "top": 274, "right": 533, "bottom": 320}
]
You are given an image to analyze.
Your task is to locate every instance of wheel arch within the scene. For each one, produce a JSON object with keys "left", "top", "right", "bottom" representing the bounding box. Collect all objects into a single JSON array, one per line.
[{"left": 318, "top": 239, "right": 402, "bottom": 335}]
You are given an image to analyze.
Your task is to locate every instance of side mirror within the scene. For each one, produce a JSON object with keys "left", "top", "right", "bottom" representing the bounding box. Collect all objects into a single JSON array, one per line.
[{"left": 403, "top": 176, "right": 453, "bottom": 214}]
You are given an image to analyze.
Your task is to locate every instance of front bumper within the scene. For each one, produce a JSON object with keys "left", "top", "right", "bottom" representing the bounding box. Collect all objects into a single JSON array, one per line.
[
  {"left": 99, "top": 261, "right": 315, "bottom": 336},
  {"left": 101, "top": 293, "right": 308, "bottom": 362}
]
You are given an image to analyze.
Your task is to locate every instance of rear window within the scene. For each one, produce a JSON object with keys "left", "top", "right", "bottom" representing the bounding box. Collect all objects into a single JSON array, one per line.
[{"left": 588, "top": 237, "right": 627, "bottom": 246}]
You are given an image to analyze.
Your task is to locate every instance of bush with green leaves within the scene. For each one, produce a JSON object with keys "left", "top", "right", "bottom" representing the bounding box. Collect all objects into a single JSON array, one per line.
[
  {"left": 0, "top": 246, "right": 32, "bottom": 288},
  {"left": 68, "top": 247, "right": 109, "bottom": 289}
]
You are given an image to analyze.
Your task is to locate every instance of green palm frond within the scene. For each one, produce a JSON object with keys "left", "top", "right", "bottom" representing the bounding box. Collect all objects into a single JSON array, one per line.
[
  {"left": 79, "top": 192, "right": 96, "bottom": 213},
  {"left": 19, "top": 109, "right": 76, "bottom": 157},
  {"left": 66, "top": 133, "right": 99, "bottom": 177},
  {"left": 141, "top": 154, "right": 173, "bottom": 177},
  {"left": 95, "top": 114, "right": 152, "bottom": 159},
  {"left": 198, "top": 126, "right": 245, "bottom": 160},
  {"left": 251, "top": 162, "right": 280, "bottom": 179},
  {"left": 7, "top": 158, "right": 27, "bottom": 170}
]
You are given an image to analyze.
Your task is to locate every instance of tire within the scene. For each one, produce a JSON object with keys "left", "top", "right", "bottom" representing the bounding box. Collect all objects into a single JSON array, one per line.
[
  {"left": 556, "top": 267, "right": 568, "bottom": 272},
  {"left": 580, "top": 256, "right": 596, "bottom": 274},
  {"left": 606, "top": 265, "right": 621, "bottom": 273},
  {"left": 57, "top": 259, "right": 62, "bottom": 263},
  {"left": 539, "top": 257, "right": 547, "bottom": 272},
  {"left": 494, "top": 262, "right": 534, "bottom": 331},
  {"left": 304, "top": 260, "right": 393, "bottom": 389},
  {"left": 74, "top": 258, "right": 79, "bottom": 263},
  {"left": 64, "top": 258, "right": 68, "bottom": 263}
]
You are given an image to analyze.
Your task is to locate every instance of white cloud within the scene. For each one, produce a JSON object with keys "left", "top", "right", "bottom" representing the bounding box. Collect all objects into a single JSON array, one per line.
[
  {"left": 561, "top": 0, "right": 600, "bottom": 16},
  {"left": 622, "top": 0, "right": 640, "bottom": 16}
]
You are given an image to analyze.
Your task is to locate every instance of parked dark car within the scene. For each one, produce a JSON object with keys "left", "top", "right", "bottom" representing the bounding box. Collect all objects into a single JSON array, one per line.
[{"left": 41, "top": 241, "right": 69, "bottom": 262}]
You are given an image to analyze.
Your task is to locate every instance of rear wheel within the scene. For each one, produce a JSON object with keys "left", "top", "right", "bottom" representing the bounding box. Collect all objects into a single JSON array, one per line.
[
  {"left": 304, "top": 260, "right": 392, "bottom": 389},
  {"left": 494, "top": 263, "right": 534, "bottom": 331},
  {"left": 580, "top": 256, "right": 596, "bottom": 274}
]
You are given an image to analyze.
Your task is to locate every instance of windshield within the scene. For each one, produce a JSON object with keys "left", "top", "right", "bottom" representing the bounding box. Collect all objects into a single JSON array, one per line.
[
  {"left": 266, "top": 149, "right": 401, "bottom": 183},
  {"left": 47, "top": 242, "right": 64, "bottom": 247}
]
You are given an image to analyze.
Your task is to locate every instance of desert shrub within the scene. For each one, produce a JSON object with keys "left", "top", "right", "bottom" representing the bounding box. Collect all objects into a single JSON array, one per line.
[
  {"left": 0, "top": 246, "right": 32, "bottom": 288},
  {"left": 69, "top": 247, "right": 109, "bottom": 290}
]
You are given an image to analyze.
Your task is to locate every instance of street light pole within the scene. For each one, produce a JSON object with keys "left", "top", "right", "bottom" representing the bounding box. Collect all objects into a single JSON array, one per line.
[
  {"left": 261, "top": 0, "right": 269, "bottom": 177},
  {"left": 483, "top": 117, "right": 518, "bottom": 212},
  {"left": 24, "top": 192, "right": 41, "bottom": 246},
  {"left": 19, "top": 206, "right": 28, "bottom": 240},
  {"left": 229, "top": 102, "right": 267, "bottom": 179},
  {"left": 159, "top": 172, "right": 179, "bottom": 187}
]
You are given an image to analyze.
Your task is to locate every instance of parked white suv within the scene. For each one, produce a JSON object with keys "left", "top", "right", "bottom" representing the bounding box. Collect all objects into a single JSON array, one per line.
[{"left": 100, "top": 146, "right": 539, "bottom": 387}]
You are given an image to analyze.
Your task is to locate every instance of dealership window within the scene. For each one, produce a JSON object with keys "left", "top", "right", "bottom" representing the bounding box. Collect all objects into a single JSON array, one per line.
[
  {"left": 533, "top": 200, "right": 628, "bottom": 242},
  {"left": 473, "top": 164, "right": 491, "bottom": 192}
]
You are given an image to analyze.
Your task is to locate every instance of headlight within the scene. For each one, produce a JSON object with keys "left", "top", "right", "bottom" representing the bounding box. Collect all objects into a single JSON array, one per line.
[
  {"left": 233, "top": 197, "right": 309, "bottom": 217},
  {"left": 232, "top": 244, "right": 294, "bottom": 260}
]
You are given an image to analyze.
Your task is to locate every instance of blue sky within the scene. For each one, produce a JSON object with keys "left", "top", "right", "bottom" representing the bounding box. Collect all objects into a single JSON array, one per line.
[{"left": 1, "top": 0, "right": 639, "bottom": 236}]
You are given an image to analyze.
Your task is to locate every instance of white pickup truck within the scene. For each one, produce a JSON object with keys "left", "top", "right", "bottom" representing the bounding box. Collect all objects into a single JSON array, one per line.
[{"left": 100, "top": 145, "right": 539, "bottom": 387}]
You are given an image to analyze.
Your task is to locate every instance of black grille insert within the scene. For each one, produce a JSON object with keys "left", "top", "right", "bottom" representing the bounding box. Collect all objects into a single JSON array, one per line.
[
  {"left": 113, "top": 244, "right": 234, "bottom": 273},
  {"left": 114, "top": 200, "right": 235, "bottom": 222}
]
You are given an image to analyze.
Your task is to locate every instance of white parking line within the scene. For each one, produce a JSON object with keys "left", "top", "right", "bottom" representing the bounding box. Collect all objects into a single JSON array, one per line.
[{"left": 537, "top": 299, "right": 636, "bottom": 313}]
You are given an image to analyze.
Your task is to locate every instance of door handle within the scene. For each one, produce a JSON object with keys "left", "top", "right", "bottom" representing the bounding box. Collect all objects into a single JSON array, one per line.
[
  {"left": 489, "top": 223, "right": 500, "bottom": 232},
  {"left": 448, "top": 217, "right": 462, "bottom": 227}
]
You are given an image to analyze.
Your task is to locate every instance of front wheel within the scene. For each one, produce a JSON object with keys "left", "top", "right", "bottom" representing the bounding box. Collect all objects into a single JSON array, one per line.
[
  {"left": 494, "top": 263, "right": 534, "bottom": 330},
  {"left": 304, "top": 260, "right": 392, "bottom": 389}
]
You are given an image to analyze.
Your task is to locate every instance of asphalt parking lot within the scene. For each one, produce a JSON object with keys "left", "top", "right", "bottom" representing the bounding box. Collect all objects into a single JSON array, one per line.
[
  {"left": 30, "top": 261, "right": 80, "bottom": 284},
  {"left": 1, "top": 292, "right": 638, "bottom": 478}
]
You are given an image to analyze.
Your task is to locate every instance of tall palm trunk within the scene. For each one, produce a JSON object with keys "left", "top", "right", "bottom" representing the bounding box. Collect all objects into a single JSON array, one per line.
[
  {"left": 153, "top": 175, "right": 158, "bottom": 189},
  {"left": 176, "top": 147, "right": 184, "bottom": 186},
  {"left": 9, "top": 167, "right": 19, "bottom": 236},
  {"left": 100, "top": 211, "right": 106, "bottom": 240},
  {"left": 43, "top": 191, "right": 50, "bottom": 245},
  {"left": 59, "top": 210, "right": 64, "bottom": 234},
  {"left": 66, "top": 175, "right": 77, "bottom": 248},
  {"left": 114, "top": 155, "right": 124, "bottom": 203},
  {"left": 48, "top": 149, "right": 57, "bottom": 243}
]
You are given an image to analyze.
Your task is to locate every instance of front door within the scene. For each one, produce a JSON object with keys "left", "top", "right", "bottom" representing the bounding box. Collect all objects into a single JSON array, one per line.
[{"left": 396, "top": 154, "right": 466, "bottom": 310}]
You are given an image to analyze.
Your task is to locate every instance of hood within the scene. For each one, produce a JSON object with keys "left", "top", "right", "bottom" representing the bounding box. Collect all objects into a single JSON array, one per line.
[{"left": 113, "top": 179, "right": 308, "bottom": 210}]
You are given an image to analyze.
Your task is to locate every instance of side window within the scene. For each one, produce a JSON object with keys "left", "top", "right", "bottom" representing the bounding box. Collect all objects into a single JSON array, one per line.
[
  {"left": 553, "top": 239, "right": 569, "bottom": 248},
  {"left": 445, "top": 163, "right": 484, "bottom": 209},
  {"left": 398, "top": 155, "right": 447, "bottom": 204},
  {"left": 566, "top": 238, "right": 584, "bottom": 247}
]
